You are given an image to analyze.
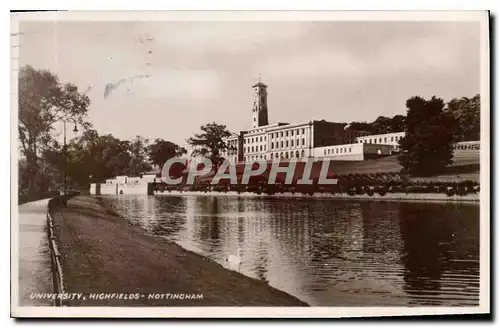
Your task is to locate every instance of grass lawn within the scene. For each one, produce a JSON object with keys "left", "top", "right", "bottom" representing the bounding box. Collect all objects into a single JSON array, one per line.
[{"left": 329, "top": 151, "right": 480, "bottom": 182}]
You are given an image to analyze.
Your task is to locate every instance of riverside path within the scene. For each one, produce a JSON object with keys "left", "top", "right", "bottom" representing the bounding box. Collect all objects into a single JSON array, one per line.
[{"left": 17, "top": 199, "right": 53, "bottom": 306}]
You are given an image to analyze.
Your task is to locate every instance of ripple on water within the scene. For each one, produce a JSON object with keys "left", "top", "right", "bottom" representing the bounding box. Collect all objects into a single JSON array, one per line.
[{"left": 102, "top": 195, "right": 480, "bottom": 307}]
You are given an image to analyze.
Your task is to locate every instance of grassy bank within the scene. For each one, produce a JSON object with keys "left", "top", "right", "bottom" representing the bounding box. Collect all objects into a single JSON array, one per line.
[
  {"left": 51, "top": 196, "right": 308, "bottom": 306},
  {"left": 330, "top": 152, "right": 480, "bottom": 182}
]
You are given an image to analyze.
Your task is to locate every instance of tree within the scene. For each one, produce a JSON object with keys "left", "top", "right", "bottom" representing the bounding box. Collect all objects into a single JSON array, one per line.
[
  {"left": 390, "top": 115, "right": 406, "bottom": 133},
  {"left": 398, "top": 96, "right": 456, "bottom": 176},
  {"left": 18, "top": 65, "right": 90, "bottom": 198},
  {"left": 187, "top": 122, "right": 232, "bottom": 170},
  {"left": 371, "top": 116, "right": 393, "bottom": 134},
  {"left": 127, "top": 136, "right": 152, "bottom": 176},
  {"left": 147, "top": 139, "right": 186, "bottom": 172},
  {"left": 348, "top": 121, "right": 374, "bottom": 133},
  {"left": 63, "top": 130, "right": 151, "bottom": 186},
  {"left": 348, "top": 115, "right": 406, "bottom": 134},
  {"left": 446, "top": 94, "right": 480, "bottom": 142}
]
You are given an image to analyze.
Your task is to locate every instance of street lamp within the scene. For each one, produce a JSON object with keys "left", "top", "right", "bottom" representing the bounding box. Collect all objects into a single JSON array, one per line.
[{"left": 62, "top": 118, "right": 79, "bottom": 195}]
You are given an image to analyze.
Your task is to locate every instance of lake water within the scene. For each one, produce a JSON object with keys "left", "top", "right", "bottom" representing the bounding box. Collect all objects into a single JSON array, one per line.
[{"left": 101, "top": 195, "right": 480, "bottom": 306}]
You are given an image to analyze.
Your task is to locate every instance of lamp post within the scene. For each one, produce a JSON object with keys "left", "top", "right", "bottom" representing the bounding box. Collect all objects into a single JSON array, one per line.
[{"left": 62, "top": 118, "right": 79, "bottom": 195}]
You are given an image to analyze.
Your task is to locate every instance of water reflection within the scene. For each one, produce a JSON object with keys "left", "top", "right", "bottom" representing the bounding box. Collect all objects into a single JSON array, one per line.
[{"left": 102, "top": 195, "right": 480, "bottom": 306}]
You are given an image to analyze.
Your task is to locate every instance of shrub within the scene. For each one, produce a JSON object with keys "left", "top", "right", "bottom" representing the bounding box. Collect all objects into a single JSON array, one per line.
[
  {"left": 456, "top": 186, "right": 468, "bottom": 196},
  {"left": 446, "top": 188, "right": 455, "bottom": 196},
  {"left": 377, "top": 187, "right": 388, "bottom": 196}
]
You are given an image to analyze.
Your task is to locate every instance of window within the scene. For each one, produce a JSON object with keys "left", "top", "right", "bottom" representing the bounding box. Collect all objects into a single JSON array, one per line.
[
  {"left": 291, "top": 130, "right": 294, "bottom": 136},
  {"left": 285, "top": 131, "right": 288, "bottom": 137},
  {"left": 281, "top": 141, "right": 284, "bottom": 148},
  {"left": 379, "top": 138, "right": 382, "bottom": 143},
  {"left": 285, "top": 152, "right": 289, "bottom": 158},
  {"left": 271, "top": 142, "right": 274, "bottom": 149},
  {"left": 384, "top": 137, "right": 387, "bottom": 143},
  {"left": 302, "top": 138, "right": 305, "bottom": 146},
  {"left": 290, "top": 151, "right": 294, "bottom": 158},
  {"left": 286, "top": 140, "right": 289, "bottom": 147},
  {"left": 391, "top": 137, "right": 394, "bottom": 142},
  {"left": 296, "top": 151, "right": 299, "bottom": 158},
  {"left": 336, "top": 149, "right": 339, "bottom": 154},
  {"left": 260, "top": 145, "right": 262, "bottom": 151},
  {"left": 349, "top": 147, "right": 352, "bottom": 153},
  {"left": 275, "top": 153, "right": 279, "bottom": 158},
  {"left": 324, "top": 150, "right": 327, "bottom": 155},
  {"left": 252, "top": 146, "right": 254, "bottom": 152},
  {"left": 301, "top": 150, "right": 305, "bottom": 157},
  {"left": 291, "top": 140, "right": 294, "bottom": 147},
  {"left": 253, "top": 117, "right": 256, "bottom": 122},
  {"left": 260, "top": 136, "right": 262, "bottom": 142},
  {"left": 264, "top": 145, "right": 266, "bottom": 151},
  {"left": 302, "top": 128, "right": 305, "bottom": 134},
  {"left": 264, "top": 136, "right": 266, "bottom": 141},
  {"left": 280, "top": 132, "right": 283, "bottom": 137},
  {"left": 280, "top": 152, "right": 283, "bottom": 158}
]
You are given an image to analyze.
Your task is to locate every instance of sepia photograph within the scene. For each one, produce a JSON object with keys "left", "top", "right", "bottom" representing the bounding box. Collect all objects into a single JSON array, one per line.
[{"left": 10, "top": 10, "right": 490, "bottom": 318}]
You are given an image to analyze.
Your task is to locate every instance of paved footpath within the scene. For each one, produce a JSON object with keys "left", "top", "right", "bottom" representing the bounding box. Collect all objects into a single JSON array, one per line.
[{"left": 17, "top": 199, "right": 54, "bottom": 306}]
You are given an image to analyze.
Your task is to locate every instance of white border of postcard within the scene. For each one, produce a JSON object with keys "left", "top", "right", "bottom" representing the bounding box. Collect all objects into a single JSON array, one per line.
[{"left": 10, "top": 10, "right": 490, "bottom": 318}]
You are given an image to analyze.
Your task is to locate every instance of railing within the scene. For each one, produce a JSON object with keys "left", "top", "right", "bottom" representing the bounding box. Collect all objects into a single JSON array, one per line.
[{"left": 46, "top": 191, "right": 80, "bottom": 307}]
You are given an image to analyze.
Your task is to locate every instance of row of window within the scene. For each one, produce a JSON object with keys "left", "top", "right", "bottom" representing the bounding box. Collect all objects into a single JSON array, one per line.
[
  {"left": 272, "top": 150, "right": 306, "bottom": 159},
  {"left": 323, "top": 147, "right": 352, "bottom": 156},
  {"left": 357, "top": 135, "right": 403, "bottom": 144},
  {"left": 270, "top": 128, "right": 306, "bottom": 139},
  {"left": 243, "top": 128, "right": 308, "bottom": 145},
  {"left": 244, "top": 150, "right": 307, "bottom": 161},
  {"left": 245, "top": 145, "right": 267, "bottom": 153},
  {"left": 245, "top": 136, "right": 266, "bottom": 144},
  {"left": 453, "top": 144, "right": 480, "bottom": 150},
  {"left": 270, "top": 138, "right": 306, "bottom": 150}
]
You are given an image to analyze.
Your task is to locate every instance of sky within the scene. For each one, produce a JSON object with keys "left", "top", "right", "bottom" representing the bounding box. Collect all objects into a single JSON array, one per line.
[{"left": 18, "top": 20, "right": 480, "bottom": 145}]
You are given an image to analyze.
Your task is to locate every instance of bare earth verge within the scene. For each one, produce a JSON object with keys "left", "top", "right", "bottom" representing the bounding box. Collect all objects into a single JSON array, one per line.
[{"left": 51, "top": 196, "right": 308, "bottom": 306}]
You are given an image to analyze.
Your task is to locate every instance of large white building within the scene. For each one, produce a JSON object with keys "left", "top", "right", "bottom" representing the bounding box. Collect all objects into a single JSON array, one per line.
[
  {"left": 220, "top": 80, "right": 373, "bottom": 163},
  {"left": 186, "top": 79, "right": 409, "bottom": 164},
  {"left": 355, "top": 132, "right": 405, "bottom": 149}
]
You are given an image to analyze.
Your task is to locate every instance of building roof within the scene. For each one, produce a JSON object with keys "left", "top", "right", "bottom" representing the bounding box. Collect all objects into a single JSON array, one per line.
[{"left": 252, "top": 81, "right": 268, "bottom": 88}]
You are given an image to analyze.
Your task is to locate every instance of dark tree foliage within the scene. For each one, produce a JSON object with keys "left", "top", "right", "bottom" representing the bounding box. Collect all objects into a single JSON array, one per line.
[
  {"left": 446, "top": 94, "right": 480, "bottom": 142},
  {"left": 187, "top": 122, "right": 232, "bottom": 169},
  {"left": 18, "top": 65, "right": 91, "bottom": 200},
  {"left": 348, "top": 115, "right": 406, "bottom": 134},
  {"left": 398, "top": 96, "right": 456, "bottom": 176},
  {"left": 147, "top": 138, "right": 187, "bottom": 172}
]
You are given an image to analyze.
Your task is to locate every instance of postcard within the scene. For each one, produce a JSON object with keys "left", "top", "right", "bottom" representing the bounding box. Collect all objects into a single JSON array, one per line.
[{"left": 11, "top": 10, "right": 490, "bottom": 318}]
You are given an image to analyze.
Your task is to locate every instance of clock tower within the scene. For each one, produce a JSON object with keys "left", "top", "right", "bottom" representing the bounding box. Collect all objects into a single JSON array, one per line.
[{"left": 251, "top": 77, "right": 269, "bottom": 129}]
